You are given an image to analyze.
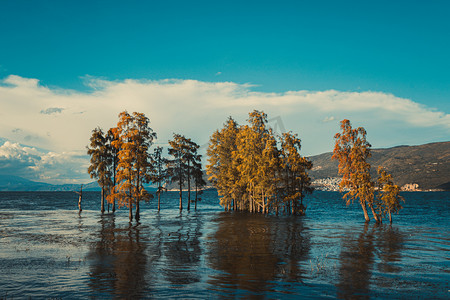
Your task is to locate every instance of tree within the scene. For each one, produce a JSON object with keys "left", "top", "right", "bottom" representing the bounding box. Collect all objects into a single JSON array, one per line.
[
  {"left": 106, "top": 127, "right": 120, "bottom": 213},
  {"left": 332, "top": 119, "right": 379, "bottom": 222},
  {"left": 167, "top": 134, "right": 186, "bottom": 211},
  {"left": 234, "top": 110, "right": 271, "bottom": 213},
  {"left": 167, "top": 134, "right": 201, "bottom": 211},
  {"left": 207, "top": 117, "right": 240, "bottom": 211},
  {"left": 151, "top": 146, "right": 168, "bottom": 211},
  {"left": 87, "top": 127, "right": 112, "bottom": 213},
  {"left": 207, "top": 111, "right": 314, "bottom": 215},
  {"left": 193, "top": 158, "right": 206, "bottom": 211},
  {"left": 377, "top": 167, "right": 404, "bottom": 224},
  {"left": 184, "top": 139, "right": 201, "bottom": 211},
  {"left": 279, "top": 132, "right": 313, "bottom": 215},
  {"left": 110, "top": 111, "right": 156, "bottom": 222}
]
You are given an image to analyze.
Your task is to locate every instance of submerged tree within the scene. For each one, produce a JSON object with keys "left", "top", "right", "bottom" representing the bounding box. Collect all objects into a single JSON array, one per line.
[
  {"left": 167, "top": 134, "right": 186, "bottom": 211},
  {"left": 151, "top": 146, "right": 168, "bottom": 211},
  {"left": 167, "top": 134, "right": 202, "bottom": 211},
  {"left": 87, "top": 127, "right": 112, "bottom": 213},
  {"left": 105, "top": 127, "right": 121, "bottom": 213},
  {"left": 332, "top": 119, "right": 377, "bottom": 222},
  {"left": 207, "top": 117, "right": 240, "bottom": 211},
  {"left": 193, "top": 158, "right": 206, "bottom": 210},
  {"left": 279, "top": 132, "right": 313, "bottom": 215},
  {"left": 377, "top": 167, "right": 404, "bottom": 224},
  {"left": 110, "top": 111, "right": 156, "bottom": 222},
  {"left": 332, "top": 119, "right": 405, "bottom": 223},
  {"left": 207, "top": 110, "right": 313, "bottom": 215}
]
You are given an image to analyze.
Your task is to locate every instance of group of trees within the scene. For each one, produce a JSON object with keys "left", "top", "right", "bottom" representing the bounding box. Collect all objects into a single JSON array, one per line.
[
  {"left": 87, "top": 111, "right": 205, "bottom": 222},
  {"left": 207, "top": 110, "right": 313, "bottom": 215},
  {"left": 333, "top": 119, "right": 404, "bottom": 223},
  {"left": 87, "top": 111, "right": 404, "bottom": 223}
]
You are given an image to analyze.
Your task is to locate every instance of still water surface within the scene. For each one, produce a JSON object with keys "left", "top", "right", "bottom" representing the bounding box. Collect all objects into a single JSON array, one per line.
[{"left": 0, "top": 190, "right": 448, "bottom": 298}]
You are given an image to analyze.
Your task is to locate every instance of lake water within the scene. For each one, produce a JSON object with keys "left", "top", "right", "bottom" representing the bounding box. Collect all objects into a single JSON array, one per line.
[{"left": 0, "top": 190, "right": 449, "bottom": 299}]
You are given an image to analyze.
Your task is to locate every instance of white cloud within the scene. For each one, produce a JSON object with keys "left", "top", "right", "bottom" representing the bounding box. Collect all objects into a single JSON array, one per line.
[
  {"left": 0, "top": 141, "right": 89, "bottom": 184},
  {"left": 0, "top": 74, "right": 449, "bottom": 184},
  {"left": 322, "top": 116, "right": 335, "bottom": 123}
]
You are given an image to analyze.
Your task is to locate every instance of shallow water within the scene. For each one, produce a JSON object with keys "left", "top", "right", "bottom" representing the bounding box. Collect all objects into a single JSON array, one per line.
[{"left": 0, "top": 190, "right": 449, "bottom": 298}]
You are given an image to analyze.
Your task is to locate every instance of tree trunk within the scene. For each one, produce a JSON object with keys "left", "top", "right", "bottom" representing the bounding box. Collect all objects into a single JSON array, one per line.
[
  {"left": 262, "top": 192, "right": 265, "bottom": 214},
  {"left": 389, "top": 210, "right": 392, "bottom": 224},
  {"left": 77, "top": 184, "right": 83, "bottom": 213},
  {"left": 112, "top": 161, "right": 116, "bottom": 213},
  {"left": 135, "top": 200, "right": 140, "bottom": 222},
  {"left": 158, "top": 190, "right": 161, "bottom": 211},
  {"left": 369, "top": 204, "right": 381, "bottom": 223},
  {"left": 129, "top": 198, "right": 133, "bottom": 222},
  {"left": 179, "top": 178, "right": 183, "bottom": 211},
  {"left": 101, "top": 187, "right": 105, "bottom": 213},
  {"left": 361, "top": 202, "right": 370, "bottom": 222},
  {"left": 136, "top": 167, "right": 140, "bottom": 221},
  {"left": 195, "top": 184, "right": 198, "bottom": 211},
  {"left": 187, "top": 163, "right": 191, "bottom": 211}
]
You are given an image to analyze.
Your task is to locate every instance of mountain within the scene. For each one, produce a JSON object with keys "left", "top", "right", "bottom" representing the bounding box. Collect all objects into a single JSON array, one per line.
[
  {"left": 0, "top": 142, "right": 448, "bottom": 191},
  {"left": 308, "top": 141, "right": 450, "bottom": 191},
  {"left": 0, "top": 175, "right": 54, "bottom": 191},
  {"left": 0, "top": 175, "right": 100, "bottom": 191}
]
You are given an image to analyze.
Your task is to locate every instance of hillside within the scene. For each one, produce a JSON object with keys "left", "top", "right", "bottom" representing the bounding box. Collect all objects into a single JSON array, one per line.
[
  {"left": 0, "top": 175, "right": 100, "bottom": 191},
  {"left": 0, "top": 142, "right": 448, "bottom": 192},
  {"left": 308, "top": 141, "right": 450, "bottom": 191}
]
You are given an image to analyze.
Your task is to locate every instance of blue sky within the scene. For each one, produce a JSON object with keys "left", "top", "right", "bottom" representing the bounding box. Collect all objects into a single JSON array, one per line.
[{"left": 0, "top": 0, "right": 449, "bottom": 184}]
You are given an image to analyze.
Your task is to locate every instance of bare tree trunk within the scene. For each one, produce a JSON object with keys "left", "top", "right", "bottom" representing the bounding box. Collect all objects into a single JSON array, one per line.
[
  {"left": 262, "top": 192, "right": 266, "bottom": 214},
  {"left": 187, "top": 162, "right": 191, "bottom": 211},
  {"left": 369, "top": 204, "right": 381, "bottom": 223},
  {"left": 195, "top": 184, "right": 198, "bottom": 211},
  {"left": 135, "top": 200, "right": 140, "bottom": 222},
  {"left": 101, "top": 187, "right": 105, "bottom": 213},
  {"left": 158, "top": 190, "right": 161, "bottom": 211},
  {"left": 389, "top": 210, "right": 392, "bottom": 224},
  {"left": 129, "top": 198, "right": 133, "bottom": 222},
  {"left": 179, "top": 178, "right": 183, "bottom": 211},
  {"left": 361, "top": 202, "right": 370, "bottom": 222},
  {"left": 77, "top": 185, "right": 83, "bottom": 213}
]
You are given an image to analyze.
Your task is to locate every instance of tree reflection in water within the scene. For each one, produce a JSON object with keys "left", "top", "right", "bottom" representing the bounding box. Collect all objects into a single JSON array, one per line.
[
  {"left": 87, "top": 215, "right": 148, "bottom": 298},
  {"left": 337, "top": 224, "right": 405, "bottom": 299},
  {"left": 207, "top": 212, "right": 311, "bottom": 296},
  {"left": 163, "top": 212, "right": 203, "bottom": 285}
]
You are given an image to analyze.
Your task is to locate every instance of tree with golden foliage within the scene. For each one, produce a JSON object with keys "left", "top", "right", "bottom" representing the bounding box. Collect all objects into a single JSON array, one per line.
[
  {"left": 377, "top": 167, "right": 404, "bottom": 224},
  {"left": 332, "top": 119, "right": 379, "bottom": 222},
  {"left": 207, "top": 117, "right": 241, "bottom": 211},
  {"left": 207, "top": 110, "right": 313, "bottom": 215},
  {"left": 279, "top": 132, "right": 313, "bottom": 215},
  {"left": 109, "top": 111, "right": 156, "bottom": 222}
]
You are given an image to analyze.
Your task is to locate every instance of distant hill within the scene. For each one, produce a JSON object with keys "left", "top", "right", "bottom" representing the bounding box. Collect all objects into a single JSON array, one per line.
[
  {"left": 308, "top": 141, "right": 450, "bottom": 191},
  {"left": 0, "top": 175, "right": 100, "bottom": 191},
  {"left": 0, "top": 142, "right": 448, "bottom": 191}
]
